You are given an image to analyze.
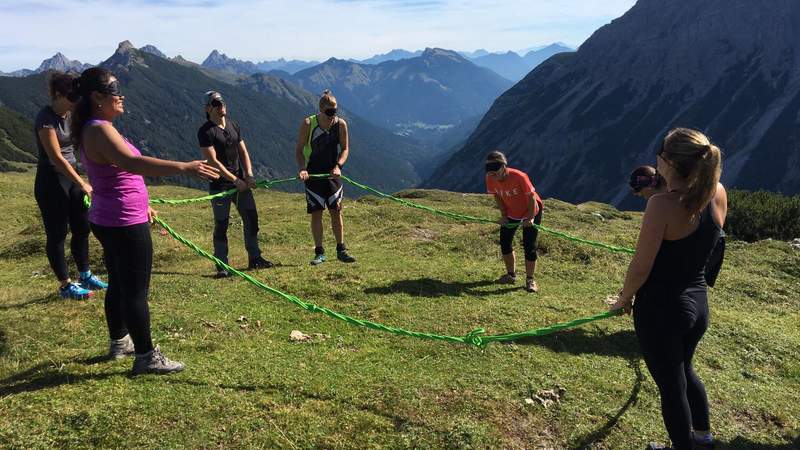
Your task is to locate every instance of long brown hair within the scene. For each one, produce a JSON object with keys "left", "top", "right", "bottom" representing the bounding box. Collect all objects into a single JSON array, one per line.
[
  {"left": 69, "top": 67, "right": 115, "bottom": 149},
  {"left": 660, "top": 128, "right": 722, "bottom": 215}
]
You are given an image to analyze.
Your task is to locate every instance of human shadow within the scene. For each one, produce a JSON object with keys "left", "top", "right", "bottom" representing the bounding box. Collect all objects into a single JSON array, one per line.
[
  {"left": 363, "top": 277, "right": 520, "bottom": 298},
  {"left": 512, "top": 328, "right": 640, "bottom": 360},
  {"left": 570, "top": 357, "right": 645, "bottom": 449},
  {"left": 0, "top": 293, "right": 61, "bottom": 311},
  {"left": 715, "top": 435, "right": 800, "bottom": 450},
  {"left": 0, "top": 361, "right": 126, "bottom": 397}
]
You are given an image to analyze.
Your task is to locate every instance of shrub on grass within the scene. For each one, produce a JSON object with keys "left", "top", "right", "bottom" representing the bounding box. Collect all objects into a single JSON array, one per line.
[{"left": 726, "top": 190, "right": 800, "bottom": 242}]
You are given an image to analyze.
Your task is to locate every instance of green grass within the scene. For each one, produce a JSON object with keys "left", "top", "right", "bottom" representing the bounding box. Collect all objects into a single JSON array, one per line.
[{"left": 0, "top": 170, "right": 798, "bottom": 449}]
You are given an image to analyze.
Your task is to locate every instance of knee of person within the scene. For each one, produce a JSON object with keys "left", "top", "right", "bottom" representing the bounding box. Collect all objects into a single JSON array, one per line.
[
  {"left": 524, "top": 250, "right": 537, "bottom": 262},
  {"left": 500, "top": 244, "right": 513, "bottom": 255},
  {"left": 213, "top": 219, "right": 229, "bottom": 235}
]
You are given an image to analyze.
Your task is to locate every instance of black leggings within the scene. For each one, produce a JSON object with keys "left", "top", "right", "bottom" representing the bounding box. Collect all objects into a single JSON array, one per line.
[
  {"left": 499, "top": 209, "right": 542, "bottom": 262},
  {"left": 634, "top": 289, "right": 710, "bottom": 450},
  {"left": 91, "top": 222, "right": 154, "bottom": 354},
  {"left": 34, "top": 168, "right": 90, "bottom": 280}
]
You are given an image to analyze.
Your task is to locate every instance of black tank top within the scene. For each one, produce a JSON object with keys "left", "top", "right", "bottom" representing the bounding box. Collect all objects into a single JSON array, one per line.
[
  {"left": 307, "top": 116, "right": 340, "bottom": 173},
  {"left": 640, "top": 205, "right": 723, "bottom": 295}
]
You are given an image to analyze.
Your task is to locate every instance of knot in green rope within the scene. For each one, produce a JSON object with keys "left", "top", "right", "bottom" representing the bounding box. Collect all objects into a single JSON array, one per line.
[{"left": 464, "top": 328, "right": 487, "bottom": 348}]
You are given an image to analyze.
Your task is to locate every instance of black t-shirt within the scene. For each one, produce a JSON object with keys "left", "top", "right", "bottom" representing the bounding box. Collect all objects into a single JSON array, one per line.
[
  {"left": 198, "top": 119, "right": 244, "bottom": 190},
  {"left": 35, "top": 106, "right": 76, "bottom": 169}
]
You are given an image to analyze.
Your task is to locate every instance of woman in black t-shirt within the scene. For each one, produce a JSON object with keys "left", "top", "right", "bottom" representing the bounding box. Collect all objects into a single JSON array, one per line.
[{"left": 34, "top": 71, "right": 107, "bottom": 300}]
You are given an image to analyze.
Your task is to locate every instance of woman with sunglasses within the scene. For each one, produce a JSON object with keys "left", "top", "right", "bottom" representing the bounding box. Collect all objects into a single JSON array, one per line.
[
  {"left": 295, "top": 89, "right": 356, "bottom": 265},
  {"left": 611, "top": 129, "right": 727, "bottom": 450},
  {"left": 34, "top": 71, "right": 107, "bottom": 300},
  {"left": 484, "top": 151, "right": 543, "bottom": 293},
  {"left": 71, "top": 67, "right": 219, "bottom": 375}
]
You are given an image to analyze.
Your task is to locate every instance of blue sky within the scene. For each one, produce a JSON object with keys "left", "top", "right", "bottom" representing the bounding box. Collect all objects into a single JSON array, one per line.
[{"left": 0, "top": 0, "right": 636, "bottom": 71}]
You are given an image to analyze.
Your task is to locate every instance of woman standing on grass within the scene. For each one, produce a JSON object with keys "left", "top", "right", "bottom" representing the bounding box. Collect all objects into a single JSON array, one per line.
[
  {"left": 34, "top": 71, "right": 107, "bottom": 300},
  {"left": 71, "top": 67, "right": 218, "bottom": 375},
  {"left": 611, "top": 128, "right": 727, "bottom": 450},
  {"left": 484, "top": 151, "right": 543, "bottom": 293}
]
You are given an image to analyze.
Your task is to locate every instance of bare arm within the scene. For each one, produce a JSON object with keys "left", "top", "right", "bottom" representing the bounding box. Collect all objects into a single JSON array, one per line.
[
  {"left": 337, "top": 118, "right": 349, "bottom": 167},
  {"left": 712, "top": 182, "right": 728, "bottom": 228},
  {"left": 295, "top": 118, "right": 310, "bottom": 180},
  {"left": 613, "top": 195, "right": 668, "bottom": 311},
  {"left": 201, "top": 146, "right": 238, "bottom": 183},
  {"left": 238, "top": 140, "right": 254, "bottom": 178},
  {"left": 84, "top": 123, "right": 217, "bottom": 179},
  {"left": 38, "top": 128, "right": 90, "bottom": 193}
]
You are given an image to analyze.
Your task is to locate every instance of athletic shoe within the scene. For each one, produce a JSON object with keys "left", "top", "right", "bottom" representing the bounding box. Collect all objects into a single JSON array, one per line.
[
  {"left": 214, "top": 268, "right": 231, "bottom": 278},
  {"left": 131, "top": 346, "right": 184, "bottom": 376},
  {"left": 248, "top": 256, "right": 274, "bottom": 269},
  {"left": 693, "top": 433, "right": 715, "bottom": 449},
  {"left": 525, "top": 278, "right": 539, "bottom": 293},
  {"left": 109, "top": 334, "right": 135, "bottom": 359},
  {"left": 497, "top": 273, "right": 516, "bottom": 284},
  {"left": 336, "top": 249, "right": 356, "bottom": 263},
  {"left": 645, "top": 444, "right": 671, "bottom": 450},
  {"left": 59, "top": 282, "right": 94, "bottom": 300},
  {"left": 79, "top": 272, "right": 108, "bottom": 291},
  {"left": 311, "top": 253, "right": 327, "bottom": 266}
]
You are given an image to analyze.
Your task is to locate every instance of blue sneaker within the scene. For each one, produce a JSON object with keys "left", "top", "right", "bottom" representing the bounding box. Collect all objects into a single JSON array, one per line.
[
  {"left": 80, "top": 272, "right": 108, "bottom": 291},
  {"left": 60, "top": 282, "right": 94, "bottom": 300},
  {"left": 310, "top": 253, "right": 327, "bottom": 266}
]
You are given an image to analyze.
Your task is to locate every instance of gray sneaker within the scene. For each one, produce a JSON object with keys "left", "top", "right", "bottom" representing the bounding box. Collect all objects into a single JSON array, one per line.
[
  {"left": 109, "top": 334, "right": 135, "bottom": 359},
  {"left": 131, "top": 345, "right": 185, "bottom": 376}
]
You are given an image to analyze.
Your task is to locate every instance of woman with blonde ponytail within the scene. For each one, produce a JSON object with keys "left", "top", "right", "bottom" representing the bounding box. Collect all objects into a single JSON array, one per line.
[{"left": 611, "top": 128, "right": 727, "bottom": 450}]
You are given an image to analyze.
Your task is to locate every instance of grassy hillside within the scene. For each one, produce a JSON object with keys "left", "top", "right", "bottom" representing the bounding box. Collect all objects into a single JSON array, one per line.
[
  {"left": 0, "top": 106, "right": 36, "bottom": 172},
  {"left": 0, "top": 170, "right": 797, "bottom": 449}
]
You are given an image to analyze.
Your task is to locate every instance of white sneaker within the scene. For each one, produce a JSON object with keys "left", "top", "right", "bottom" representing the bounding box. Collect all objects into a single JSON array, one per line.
[{"left": 131, "top": 345, "right": 185, "bottom": 376}]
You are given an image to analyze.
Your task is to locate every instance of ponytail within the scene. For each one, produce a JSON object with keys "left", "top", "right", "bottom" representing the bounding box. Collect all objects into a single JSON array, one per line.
[{"left": 660, "top": 128, "right": 722, "bottom": 215}]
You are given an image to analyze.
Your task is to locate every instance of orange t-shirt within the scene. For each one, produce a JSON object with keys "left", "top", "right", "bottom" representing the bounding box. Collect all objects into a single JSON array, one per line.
[{"left": 486, "top": 167, "right": 543, "bottom": 219}]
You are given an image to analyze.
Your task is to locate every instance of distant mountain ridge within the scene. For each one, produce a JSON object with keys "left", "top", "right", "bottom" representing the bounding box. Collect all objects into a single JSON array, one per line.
[
  {"left": 426, "top": 0, "right": 800, "bottom": 206},
  {"left": 0, "top": 52, "right": 93, "bottom": 77},
  {"left": 287, "top": 48, "right": 513, "bottom": 141},
  {"left": 0, "top": 41, "right": 426, "bottom": 192}
]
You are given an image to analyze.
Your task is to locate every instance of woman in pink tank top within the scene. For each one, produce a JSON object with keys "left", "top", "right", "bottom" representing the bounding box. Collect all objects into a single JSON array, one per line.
[{"left": 71, "top": 68, "right": 218, "bottom": 376}]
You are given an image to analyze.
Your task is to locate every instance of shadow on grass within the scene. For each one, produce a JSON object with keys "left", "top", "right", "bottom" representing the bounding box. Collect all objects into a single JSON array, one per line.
[
  {"left": 364, "top": 277, "right": 520, "bottom": 298},
  {"left": 0, "top": 328, "right": 5, "bottom": 356},
  {"left": 570, "top": 357, "right": 644, "bottom": 449},
  {"left": 512, "top": 328, "right": 640, "bottom": 359},
  {"left": 717, "top": 435, "right": 800, "bottom": 449},
  {"left": 0, "top": 292, "right": 61, "bottom": 311},
  {"left": 0, "top": 361, "right": 126, "bottom": 397}
]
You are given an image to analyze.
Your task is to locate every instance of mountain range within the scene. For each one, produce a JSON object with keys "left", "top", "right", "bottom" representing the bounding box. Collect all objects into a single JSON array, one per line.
[
  {"left": 426, "top": 0, "right": 800, "bottom": 206},
  {"left": 286, "top": 48, "right": 513, "bottom": 142},
  {"left": 0, "top": 53, "right": 93, "bottom": 77},
  {"left": 0, "top": 41, "right": 426, "bottom": 192}
]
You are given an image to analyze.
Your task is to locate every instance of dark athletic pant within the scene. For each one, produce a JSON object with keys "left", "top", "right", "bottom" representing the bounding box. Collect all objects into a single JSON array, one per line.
[
  {"left": 91, "top": 222, "right": 154, "bottom": 354},
  {"left": 499, "top": 209, "right": 542, "bottom": 262},
  {"left": 34, "top": 168, "right": 90, "bottom": 281},
  {"left": 210, "top": 189, "right": 261, "bottom": 265},
  {"left": 634, "top": 288, "right": 711, "bottom": 450}
]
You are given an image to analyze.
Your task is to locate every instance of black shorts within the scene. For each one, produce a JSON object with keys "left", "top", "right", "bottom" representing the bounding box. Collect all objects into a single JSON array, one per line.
[{"left": 305, "top": 178, "right": 343, "bottom": 213}]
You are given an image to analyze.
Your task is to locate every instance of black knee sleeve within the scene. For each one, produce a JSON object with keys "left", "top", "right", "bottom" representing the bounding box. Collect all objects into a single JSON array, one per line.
[{"left": 213, "top": 219, "right": 229, "bottom": 239}]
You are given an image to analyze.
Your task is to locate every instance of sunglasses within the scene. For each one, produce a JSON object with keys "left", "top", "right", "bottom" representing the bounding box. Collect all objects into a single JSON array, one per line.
[
  {"left": 98, "top": 80, "right": 123, "bottom": 97},
  {"left": 324, "top": 108, "right": 337, "bottom": 117},
  {"left": 485, "top": 162, "right": 505, "bottom": 173},
  {"left": 210, "top": 99, "right": 224, "bottom": 108}
]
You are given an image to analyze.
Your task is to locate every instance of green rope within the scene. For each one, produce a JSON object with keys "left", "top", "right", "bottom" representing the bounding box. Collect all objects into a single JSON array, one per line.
[
  {"left": 121, "top": 173, "right": 635, "bottom": 254},
  {"left": 155, "top": 216, "right": 622, "bottom": 347}
]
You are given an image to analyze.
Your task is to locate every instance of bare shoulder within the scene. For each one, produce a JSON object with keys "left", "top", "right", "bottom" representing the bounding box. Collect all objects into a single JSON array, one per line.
[
  {"left": 338, "top": 117, "right": 348, "bottom": 128},
  {"left": 645, "top": 191, "right": 679, "bottom": 217}
]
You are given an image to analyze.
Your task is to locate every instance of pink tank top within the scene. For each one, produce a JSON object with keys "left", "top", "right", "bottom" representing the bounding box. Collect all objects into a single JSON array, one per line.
[{"left": 80, "top": 119, "right": 149, "bottom": 227}]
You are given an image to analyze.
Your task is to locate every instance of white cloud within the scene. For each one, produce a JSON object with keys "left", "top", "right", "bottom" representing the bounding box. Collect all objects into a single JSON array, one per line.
[{"left": 0, "top": 0, "right": 636, "bottom": 71}]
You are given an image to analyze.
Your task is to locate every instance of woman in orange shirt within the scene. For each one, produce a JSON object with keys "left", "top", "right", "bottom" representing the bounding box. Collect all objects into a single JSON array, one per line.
[{"left": 485, "top": 151, "right": 544, "bottom": 293}]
